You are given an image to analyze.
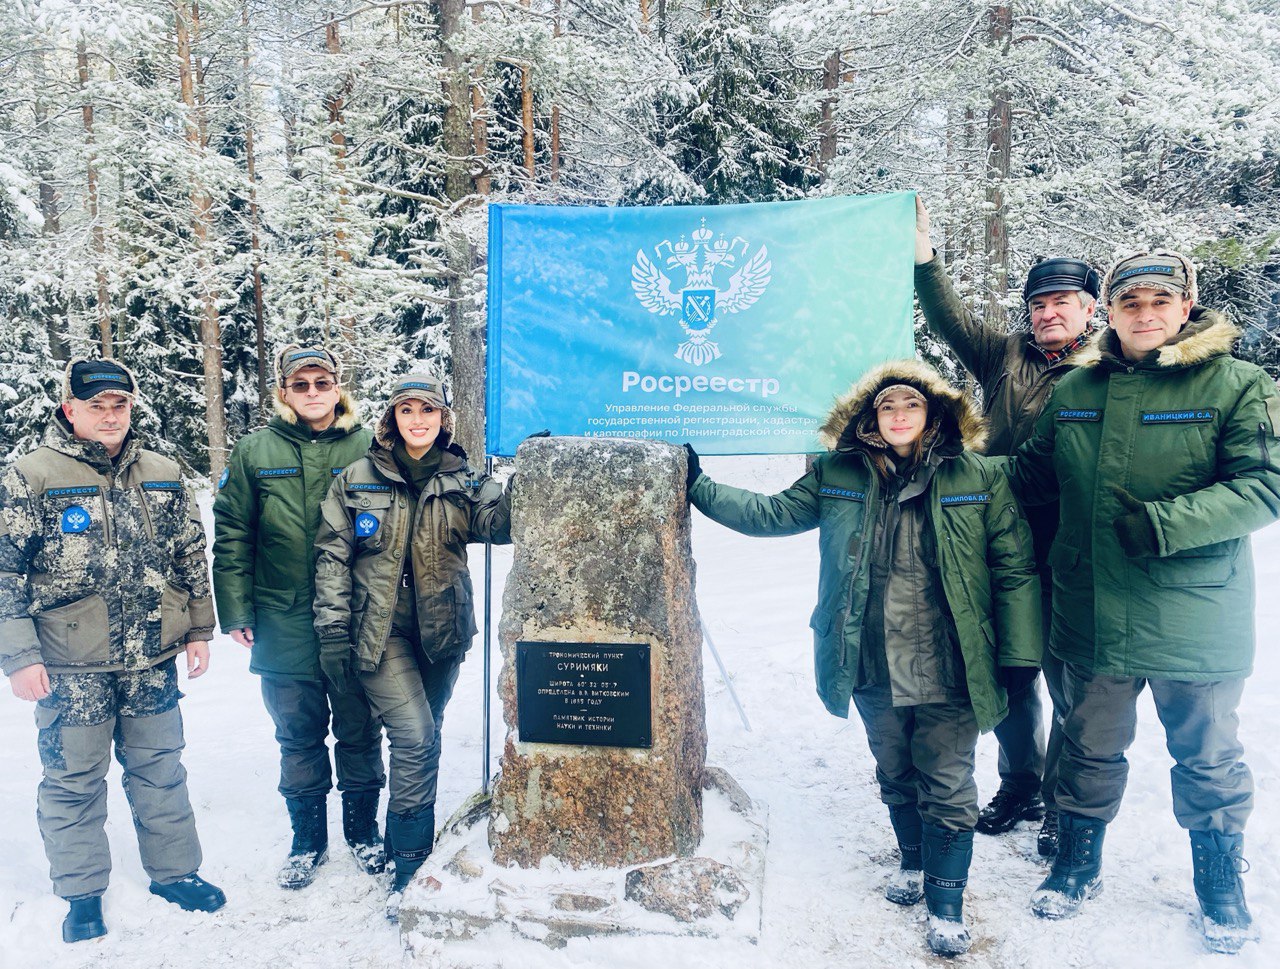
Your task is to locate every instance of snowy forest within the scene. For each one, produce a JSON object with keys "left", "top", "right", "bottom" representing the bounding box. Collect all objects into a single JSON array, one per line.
[{"left": 1, "top": 0, "right": 1278, "bottom": 478}]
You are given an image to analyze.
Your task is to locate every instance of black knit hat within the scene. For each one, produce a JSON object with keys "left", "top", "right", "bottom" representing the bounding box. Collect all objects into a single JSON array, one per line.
[{"left": 1023, "top": 258, "right": 1101, "bottom": 303}]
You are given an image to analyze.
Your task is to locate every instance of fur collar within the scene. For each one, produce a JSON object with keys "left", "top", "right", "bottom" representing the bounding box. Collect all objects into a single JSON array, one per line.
[
  {"left": 1071, "top": 308, "right": 1237, "bottom": 370},
  {"left": 817, "top": 359, "right": 986, "bottom": 454},
  {"left": 271, "top": 387, "right": 361, "bottom": 431}
]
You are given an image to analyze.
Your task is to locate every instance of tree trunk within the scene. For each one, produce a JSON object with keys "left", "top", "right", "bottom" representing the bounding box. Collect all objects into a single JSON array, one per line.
[
  {"left": 471, "top": 3, "right": 491, "bottom": 195},
  {"left": 438, "top": 0, "right": 485, "bottom": 457},
  {"left": 324, "top": 14, "right": 357, "bottom": 376},
  {"left": 77, "top": 42, "right": 112, "bottom": 358},
  {"left": 818, "top": 50, "right": 839, "bottom": 176},
  {"left": 176, "top": 0, "right": 228, "bottom": 479},
  {"left": 983, "top": 3, "right": 1012, "bottom": 332},
  {"left": 551, "top": 0, "right": 561, "bottom": 185},
  {"left": 242, "top": 0, "right": 269, "bottom": 415}
]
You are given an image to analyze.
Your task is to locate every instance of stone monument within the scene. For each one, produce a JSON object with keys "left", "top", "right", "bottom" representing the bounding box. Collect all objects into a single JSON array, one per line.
[{"left": 398, "top": 438, "right": 766, "bottom": 950}]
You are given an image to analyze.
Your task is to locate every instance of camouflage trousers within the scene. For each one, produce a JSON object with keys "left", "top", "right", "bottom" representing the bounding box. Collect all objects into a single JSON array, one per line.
[{"left": 34, "top": 659, "right": 203, "bottom": 899}]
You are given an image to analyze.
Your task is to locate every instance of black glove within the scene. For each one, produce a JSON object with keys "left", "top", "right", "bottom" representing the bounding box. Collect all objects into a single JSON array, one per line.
[
  {"left": 320, "top": 638, "right": 355, "bottom": 694},
  {"left": 1111, "top": 486, "right": 1157, "bottom": 558},
  {"left": 682, "top": 443, "right": 702, "bottom": 491},
  {"left": 997, "top": 666, "right": 1039, "bottom": 693}
]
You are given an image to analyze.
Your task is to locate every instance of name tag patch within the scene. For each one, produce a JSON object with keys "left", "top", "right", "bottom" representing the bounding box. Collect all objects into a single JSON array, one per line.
[
  {"left": 355, "top": 512, "right": 380, "bottom": 537},
  {"left": 61, "top": 506, "right": 92, "bottom": 533},
  {"left": 45, "top": 486, "right": 98, "bottom": 498},
  {"left": 940, "top": 493, "right": 991, "bottom": 507},
  {"left": 819, "top": 486, "right": 866, "bottom": 502},
  {"left": 348, "top": 482, "right": 392, "bottom": 493},
  {"left": 1056, "top": 409, "right": 1102, "bottom": 422},
  {"left": 257, "top": 467, "right": 301, "bottom": 479},
  {"left": 1141, "top": 409, "right": 1214, "bottom": 424},
  {"left": 142, "top": 481, "right": 183, "bottom": 492}
]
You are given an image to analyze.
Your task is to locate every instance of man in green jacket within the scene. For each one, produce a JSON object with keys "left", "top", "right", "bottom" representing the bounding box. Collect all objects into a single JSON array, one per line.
[
  {"left": 0, "top": 359, "right": 225, "bottom": 943},
  {"left": 1013, "top": 250, "right": 1280, "bottom": 953},
  {"left": 212, "top": 345, "right": 384, "bottom": 890},
  {"left": 916, "top": 198, "right": 1100, "bottom": 855}
]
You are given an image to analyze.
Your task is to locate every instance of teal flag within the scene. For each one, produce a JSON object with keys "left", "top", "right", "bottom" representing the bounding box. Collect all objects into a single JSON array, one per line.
[{"left": 486, "top": 192, "right": 917, "bottom": 456}]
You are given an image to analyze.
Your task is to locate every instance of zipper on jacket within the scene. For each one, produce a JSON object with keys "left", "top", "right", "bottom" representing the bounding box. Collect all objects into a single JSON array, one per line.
[{"left": 1259, "top": 422, "right": 1271, "bottom": 469}]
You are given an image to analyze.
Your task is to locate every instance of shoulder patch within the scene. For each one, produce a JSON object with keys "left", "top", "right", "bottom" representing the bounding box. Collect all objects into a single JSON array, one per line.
[
  {"left": 1140, "top": 409, "right": 1215, "bottom": 425},
  {"left": 940, "top": 492, "right": 991, "bottom": 507},
  {"left": 45, "top": 486, "right": 99, "bottom": 498},
  {"left": 331, "top": 468, "right": 344, "bottom": 476},
  {"left": 61, "top": 505, "right": 92, "bottom": 533},
  {"left": 1056, "top": 409, "right": 1102, "bottom": 422},
  {"left": 354, "top": 512, "right": 380, "bottom": 537},
  {"left": 818, "top": 485, "right": 866, "bottom": 502},
  {"left": 141, "top": 481, "right": 183, "bottom": 491},
  {"left": 218, "top": 467, "right": 230, "bottom": 489},
  {"left": 347, "top": 482, "right": 393, "bottom": 493},
  {"left": 256, "top": 467, "right": 302, "bottom": 479}
]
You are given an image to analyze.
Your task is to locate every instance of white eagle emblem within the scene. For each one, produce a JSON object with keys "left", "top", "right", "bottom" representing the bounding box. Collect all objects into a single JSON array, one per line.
[{"left": 631, "top": 219, "right": 772, "bottom": 366}]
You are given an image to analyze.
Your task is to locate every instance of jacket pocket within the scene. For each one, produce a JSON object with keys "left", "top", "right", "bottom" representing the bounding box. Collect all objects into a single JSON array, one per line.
[
  {"left": 35, "top": 595, "right": 111, "bottom": 666},
  {"left": 1146, "top": 545, "right": 1236, "bottom": 589},
  {"left": 1047, "top": 541, "right": 1078, "bottom": 573},
  {"left": 808, "top": 606, "right": 833, "bottom": 636},
  {"left": 160, "top": 583, "right": 194, "bottom": 647},
  {"left": 254, "top": 586, "right": 297, "bottom": 613},
  {"left": 454, "top": 575, "right": 478, "bottom": 642}
]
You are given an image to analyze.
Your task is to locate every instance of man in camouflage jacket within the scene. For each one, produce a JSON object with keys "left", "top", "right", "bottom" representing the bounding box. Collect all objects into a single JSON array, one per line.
[{"left": 0, "top": 359, "right": 225, "bottom": 944}]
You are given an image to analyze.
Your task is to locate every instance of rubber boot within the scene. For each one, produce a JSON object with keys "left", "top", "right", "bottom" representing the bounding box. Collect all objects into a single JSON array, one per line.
[
  {"left": 386, "top": 807, "right": 435, "bottom": 920},
  {"left": 922, "top": 824, "right": 973, "bottom": 956},
  {"left": 342, "top": 790, "right": 386, "bottom": 875},
  {"left": 62, "top": 896, "right": 106, "bottom": 943},
  {"left": 278, "top": 796, "right": 329, "bottom": 890},
  {"left": 1030, "top": 811, "right": 1104, "bottom": 919},
  {"left": 1190, "top": 830, "right": 1256, "bottom": 954},
  {"left": 148, "top": 873, "right": 227, "bottom": 912},
  {"left": 886, "top": 803, "right": 924, "bottom": 906}
]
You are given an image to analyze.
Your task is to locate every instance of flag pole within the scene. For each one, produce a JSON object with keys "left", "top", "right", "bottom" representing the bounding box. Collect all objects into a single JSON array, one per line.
[{"left": 482, "top": 454, "right": 494, "bottom": 794}]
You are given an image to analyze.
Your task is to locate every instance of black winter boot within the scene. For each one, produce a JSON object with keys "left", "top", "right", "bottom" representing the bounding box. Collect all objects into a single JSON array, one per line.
[
  {"left": 886, "top": 804, "right": 924, "bottom": 906},
  {"left": 386, "top": 807, "right": 436, "bottom": 919},
  {"left": 921, "top": 824, "right": 973, "bottom": 956},
  {"left": 342, "top": 790, "right": 387, "bottom": 875},
  {"left": 1030, "top": 811, "right": 1104, "bottom": 919},
  {"left": 975, "top": 790, "right": 1045, "bottom": 835},
  {"left": 62, "top": 896, "right": 106, "bottom": 943},
  {"left": 1190, "top": 830, "right": 1256, "bottom": 954},
  {"left": 1037, "top": 809, "right": 1059, "bottom": 858},
  {"left": 148, "top": 873, "right": 227, "bottom": 912},
  {"left": 278, "top": 796, "right": 329, "bottom": 890}
]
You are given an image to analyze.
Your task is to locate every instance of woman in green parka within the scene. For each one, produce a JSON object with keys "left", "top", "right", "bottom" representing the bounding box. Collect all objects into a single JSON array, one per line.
[
  {"left": 687, "top": 360, "right": 1042, "bottom": 957},
  {"left": 312, "top": 373, "right": 511, "bottom": 912}
]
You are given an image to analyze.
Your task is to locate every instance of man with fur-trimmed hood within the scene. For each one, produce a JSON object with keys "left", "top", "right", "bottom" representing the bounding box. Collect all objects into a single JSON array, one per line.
[
  {"left": 1013, "top": 251, "right": 1280, "bottom": 953},
  {"left": 0, "top": 358, "right": 225, "bottom": 942},
  {"left": 213, "top": 344, "right": 385, "bottom": 891}
]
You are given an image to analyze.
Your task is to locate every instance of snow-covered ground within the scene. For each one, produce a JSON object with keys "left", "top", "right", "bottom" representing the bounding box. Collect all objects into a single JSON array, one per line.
[{"left": 1, "top": 454, "right": 1276, "bottom": 968}]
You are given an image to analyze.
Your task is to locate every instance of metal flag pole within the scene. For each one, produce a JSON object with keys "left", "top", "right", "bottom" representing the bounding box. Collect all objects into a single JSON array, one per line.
[
  {"left": 700, "top": 618, "right": 751, "bottom": 733},
  {"left": 482, "top": 454, "right": 494, "bottom": 794}
]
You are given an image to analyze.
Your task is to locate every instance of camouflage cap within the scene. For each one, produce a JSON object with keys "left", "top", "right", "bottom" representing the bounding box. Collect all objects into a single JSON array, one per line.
[
  {"left": 62, "top": 358, "right": 138, "bottom": 403},
  {"left": 386, "top": 372, "right": 449, "bottom": 411},
  {"left": 275, "top": 344, "right": 341, "bottom": 386},
  {"left": 1102, "top": 249, "right": 1198, "bottom": 305}
]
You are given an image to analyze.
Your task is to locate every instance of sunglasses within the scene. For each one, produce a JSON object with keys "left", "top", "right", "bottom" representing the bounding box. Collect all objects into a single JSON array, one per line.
[{"left": 287, "top": 378, "right": 337, "bottom": 394}]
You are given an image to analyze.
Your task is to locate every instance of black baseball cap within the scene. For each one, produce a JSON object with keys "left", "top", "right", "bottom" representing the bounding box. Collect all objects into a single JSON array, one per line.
[
  {"left": 1023, "top": 258, "right": 1101, "bottom": 303},
  {"left": 66, "top": 360, "right": 137, "bottom": 402}
]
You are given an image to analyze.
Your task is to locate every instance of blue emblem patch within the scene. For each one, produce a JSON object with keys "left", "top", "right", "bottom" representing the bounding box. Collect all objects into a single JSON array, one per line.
[
  {"left": 218, "top": 468, "right": 230, "bottom": 489},
  {"left": 355, "top": 513, "right": 380, "bottom": 538},
  {"left": 61, "top": 505, "right": 91, "bottom": 533},
  {"left": 681, "top": 289, "right": 716, "bottom": 332},
  {"left": 819, "top": 486, "right": 866, "bottom": 502}
]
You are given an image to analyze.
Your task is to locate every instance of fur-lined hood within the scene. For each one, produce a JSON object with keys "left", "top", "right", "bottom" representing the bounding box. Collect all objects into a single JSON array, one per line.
[
  {"left": 272, "top": 386, "right": 361, "bottom": 432},
  {"left": 1072, "top": 307, "right": 1237, "bottom": 371},
  {"left": 817, "top": 359, "right": 986, "bottom": 455}
]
